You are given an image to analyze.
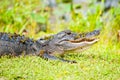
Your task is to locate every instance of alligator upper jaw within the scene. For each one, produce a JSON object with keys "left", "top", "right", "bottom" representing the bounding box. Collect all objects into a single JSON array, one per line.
[
  {"left": 62, "top": 38, "right": 99, "bottom": 51},
  {"left": 69, "top": 38, "right": 98, "bottom": 43}
]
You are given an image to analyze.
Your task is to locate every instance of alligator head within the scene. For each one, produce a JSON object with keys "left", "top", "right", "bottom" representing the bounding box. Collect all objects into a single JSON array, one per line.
[{"left": 45, "top": 30, "right": 100, "bottom": 56}]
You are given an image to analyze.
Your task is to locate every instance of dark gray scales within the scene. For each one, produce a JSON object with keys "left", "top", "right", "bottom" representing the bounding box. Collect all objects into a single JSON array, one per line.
[
  {"left": 0, "top": 30, "right": 100, "bottom": 63},
  {"left": 0, "top": 32, "right": 40, "bottom": 56}
]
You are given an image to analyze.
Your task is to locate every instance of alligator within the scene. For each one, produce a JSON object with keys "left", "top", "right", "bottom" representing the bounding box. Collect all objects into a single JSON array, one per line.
[{"left": 0, "top": 30, "right": 100, "bottom": 63}]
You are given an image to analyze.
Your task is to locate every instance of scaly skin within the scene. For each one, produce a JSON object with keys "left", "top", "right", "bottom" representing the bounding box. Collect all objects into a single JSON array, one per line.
[
  {"left": 0, "top": 30, "right": 100, "bottom": 63},
  {"left": 0, "top": 32, "right": 41, "bottom": 56}
]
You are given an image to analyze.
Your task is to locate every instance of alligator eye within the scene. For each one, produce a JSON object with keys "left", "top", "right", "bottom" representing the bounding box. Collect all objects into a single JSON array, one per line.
[
  {"left": 66, "top": 32, "right": 71, "bottom": 35},
  {"left": 67, "top": 33, "right": 71, "bottom": 35}
]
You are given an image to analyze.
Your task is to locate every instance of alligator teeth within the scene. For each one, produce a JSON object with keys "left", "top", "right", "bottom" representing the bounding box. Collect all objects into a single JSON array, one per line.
[{"left": 69, "top": 38, "right": 99, "bottom": 43}]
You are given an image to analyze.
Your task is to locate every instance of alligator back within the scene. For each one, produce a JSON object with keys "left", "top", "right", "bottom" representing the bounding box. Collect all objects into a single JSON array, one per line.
[{"left": 0, "top": 32, "right": 39, "bottom": 56}]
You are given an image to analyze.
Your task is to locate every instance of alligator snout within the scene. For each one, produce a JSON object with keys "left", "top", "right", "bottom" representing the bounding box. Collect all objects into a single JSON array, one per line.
[
  {"left": 70, "top": 29, "right": 100, "bottom": 44},
  {"left": 79, "top": 29, "right": 100, "bottom": 38}
]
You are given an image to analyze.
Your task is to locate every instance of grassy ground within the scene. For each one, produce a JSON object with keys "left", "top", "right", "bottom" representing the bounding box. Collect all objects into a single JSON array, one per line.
[
  {"left": 0, "top": 43, "right": 120, "bottom": 80},
  {"left": 0, "top": 0, "right": 120, "bottom": 80}
]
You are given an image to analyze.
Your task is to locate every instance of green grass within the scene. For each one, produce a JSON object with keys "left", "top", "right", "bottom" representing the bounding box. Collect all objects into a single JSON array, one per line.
[
  {"left": 0, "top": 0, "right": 120, "bottom": 80},
  {"left": 0, "top": 43, "right": 120, "bottom": 80}
]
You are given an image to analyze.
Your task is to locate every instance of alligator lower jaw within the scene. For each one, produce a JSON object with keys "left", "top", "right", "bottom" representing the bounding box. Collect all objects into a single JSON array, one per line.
[{"left": 64, "top": 38, "right": 99, "bottom": 51}]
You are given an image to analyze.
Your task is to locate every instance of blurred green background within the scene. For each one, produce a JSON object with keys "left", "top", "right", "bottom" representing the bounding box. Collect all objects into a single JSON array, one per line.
[
  {"left": 0, "top": 0, "right": 119, "bottom": 38},
  {"left": 0, "top": 0, "right": 120, "bottom": 80}
]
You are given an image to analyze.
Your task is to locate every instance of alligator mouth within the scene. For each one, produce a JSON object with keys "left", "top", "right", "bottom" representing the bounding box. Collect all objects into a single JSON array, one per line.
[
  {"left": 70, "top": 37, "right": 98, "bottom": 43},
  {"left": 62, "top": 37, "right": 99, "bottom": 51},
  {"left": 70, "top": 29, "right": 100, "bottom": 43},
  {"left": 64, "top": 30, "right": 99, "bottom": 52}
]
